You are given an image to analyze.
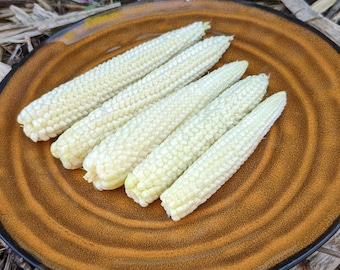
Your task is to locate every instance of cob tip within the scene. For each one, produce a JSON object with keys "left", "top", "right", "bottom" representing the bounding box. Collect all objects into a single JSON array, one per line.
[{"left": 202, "top": 21, "right": 211, "bottom": 31}]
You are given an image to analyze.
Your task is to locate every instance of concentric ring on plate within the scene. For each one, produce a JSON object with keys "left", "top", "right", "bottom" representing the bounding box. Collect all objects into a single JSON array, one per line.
[{"left": 0, "top": 1, "right": 339, "bottom": 269}]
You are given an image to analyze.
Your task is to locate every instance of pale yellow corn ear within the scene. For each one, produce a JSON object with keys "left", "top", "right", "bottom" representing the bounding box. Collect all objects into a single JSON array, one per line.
[
  {"left": 160, "top": 91, "right": 287, "bottom": 221},
  {"left": 125, "top": 71, "right": 272, "bottom": 207},
  {"left": 83, "top": 62, "right": 246, "bottom": 191},
  {"left": 17, "top": 21, "right": 210, "bottom": 142},
  {"left": 50, "top": 35, "right": 233, "bottom": 169}
]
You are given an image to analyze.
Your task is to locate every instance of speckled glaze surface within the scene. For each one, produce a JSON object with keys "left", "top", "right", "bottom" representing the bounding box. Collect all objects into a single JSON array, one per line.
[{"left": 0, "top": 1, "right": 339, "bottom": 269}]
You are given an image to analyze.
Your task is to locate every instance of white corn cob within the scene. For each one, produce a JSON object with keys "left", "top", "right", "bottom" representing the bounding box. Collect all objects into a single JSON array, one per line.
[
  {"left": 83, "top": 63, "right": 247, "bottom": 190},
  {"left": 126, "top": 71, "right": 272, "bottom": 207},
  {"left": 17, "top": 21, "right": 210, "bottom": 142},
  {"left": 50, "top": 36, "right": 233, "bottom": 169},
  {"left": 160, "top": 91, "right": 287, "bottom": 221}
]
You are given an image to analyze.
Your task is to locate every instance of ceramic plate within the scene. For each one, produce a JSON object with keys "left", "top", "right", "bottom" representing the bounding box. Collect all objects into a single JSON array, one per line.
[{"left": 0, "top": 1, "right": 339, "bottom": 269}]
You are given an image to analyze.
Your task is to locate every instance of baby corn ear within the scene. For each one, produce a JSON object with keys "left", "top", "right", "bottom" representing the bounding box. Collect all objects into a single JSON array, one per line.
[
  {"left": 83, "top": 61, "right": 246, "bottom": 191},
  {"left": 160, "top": 91, "right": 287, "bottom": 221},
  {"left": 17, "top": 21, "right": 210, "bottom": 142},
  {"left": 50, "top": 35, "right": 233, "bottom": 169},
  {"left": 125, "top": 71, "right": 272, "bottom": 207}
]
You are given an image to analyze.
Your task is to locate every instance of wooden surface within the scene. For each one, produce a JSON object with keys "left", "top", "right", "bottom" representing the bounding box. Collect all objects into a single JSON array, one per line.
[{"left": 0, "top": 1, "right": 339, "bottom": 269}]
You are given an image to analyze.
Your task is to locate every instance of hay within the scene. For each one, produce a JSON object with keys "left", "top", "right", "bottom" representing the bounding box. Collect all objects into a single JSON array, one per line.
[
  {"left": 0, "top": 0, "right": 125, "bottom": 81},
  {"left": 0, "top": 238, "right": 37, "bottom": 270}
]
